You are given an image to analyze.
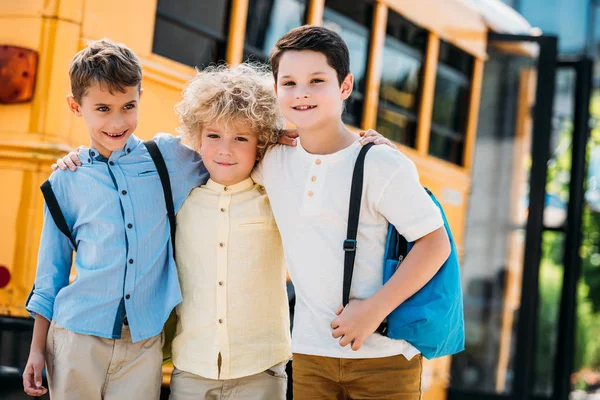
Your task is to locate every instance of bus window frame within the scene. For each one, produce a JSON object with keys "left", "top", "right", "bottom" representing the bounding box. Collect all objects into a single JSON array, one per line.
[
  {"left": 152, "top": 0, "right": 232, "bottom": 68},
  {"left": 322, "top": 2, "right": 373, "bottom": 128},
  {"left": 242, "top": 0, "right": 310, "bottom": 63},
  {"left": 374, "top": 10, "right": 427, "bottom": 149}
]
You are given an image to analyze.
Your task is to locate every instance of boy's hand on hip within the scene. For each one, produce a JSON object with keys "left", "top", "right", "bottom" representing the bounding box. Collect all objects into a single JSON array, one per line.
[
  {"left": 23, "top": 350, "right": 48, "bottom": 396},
  {"left": 278, "top": 129, "right": 299, "bottom": 146},
  {"left": 359, "top": 129, "right": 395, "bottom": 149},
  {"left": 330, "top": 299, "right": 384, "bottom": 351}
]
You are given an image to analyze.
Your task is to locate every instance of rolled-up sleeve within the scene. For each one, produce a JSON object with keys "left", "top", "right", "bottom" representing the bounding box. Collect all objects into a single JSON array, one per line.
[{"left": 26, "top": 203, "right": 73, "bottom": 321}]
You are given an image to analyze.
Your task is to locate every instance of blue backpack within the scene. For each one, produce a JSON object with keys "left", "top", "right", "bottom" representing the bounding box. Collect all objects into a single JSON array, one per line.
[{"left": 343, "top": 143, "right": 464, "bottom": 359}]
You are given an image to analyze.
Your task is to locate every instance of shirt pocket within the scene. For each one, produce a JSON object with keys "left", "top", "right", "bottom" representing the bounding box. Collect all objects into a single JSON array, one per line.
[{"left": 234, "top": 217, "right": 278, "bottom": 231}]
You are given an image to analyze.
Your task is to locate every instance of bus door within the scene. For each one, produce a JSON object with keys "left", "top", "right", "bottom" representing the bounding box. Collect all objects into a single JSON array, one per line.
[{"left": 447, "top": 33, "right": 593, "bottom": 400}]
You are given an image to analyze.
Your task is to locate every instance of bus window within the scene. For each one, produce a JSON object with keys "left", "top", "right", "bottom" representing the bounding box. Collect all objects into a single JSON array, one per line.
[
  {"left": 323, "top": 0, "right": 373, "bottom": 128},
  {"left": 429, "top": 40, "right": 474, "bottom": 165},
  {"left": 376, "top": 11, "right": 427, "bottom": 148},
  {"left": 244, "top": 0, "right": 307, "bottom": 63},
  {"left": 153, "top": 0, "right": 230, "bottom": 68}
]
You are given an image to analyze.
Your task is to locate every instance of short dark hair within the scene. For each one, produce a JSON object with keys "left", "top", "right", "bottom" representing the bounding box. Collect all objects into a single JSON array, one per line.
[
  {"left": 270, "top": 25, "right": 350, "bottom": 86},
  {"left": 69, "top": 38, "right": 142, "bottom": 103}
]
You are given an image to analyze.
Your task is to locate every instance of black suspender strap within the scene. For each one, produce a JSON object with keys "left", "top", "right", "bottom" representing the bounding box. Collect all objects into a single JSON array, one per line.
[
  {"left": 40, "top": 180, "right": 77, "bottom": 249},
  {"left": 144, "top": 140, "right": 177, "bottom": 259},
  {"left": 342, "top": 143, "right": 374, "bottom": 306}
]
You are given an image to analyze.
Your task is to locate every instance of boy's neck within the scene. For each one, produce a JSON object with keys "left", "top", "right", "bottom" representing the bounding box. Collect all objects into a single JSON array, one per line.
[
  {"left": 210, "top": 176, "right": 252, "bottom": 187},
  {"left": 297, "top": 119, "right": 356, "bottom": 155}
]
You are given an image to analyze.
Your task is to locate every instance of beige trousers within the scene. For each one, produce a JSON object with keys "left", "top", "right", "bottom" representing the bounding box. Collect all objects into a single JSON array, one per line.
[
  {"left": 45, "top": 320, "right": 164, "bottom": 400},
  {"left": 169, "top": 361, "right": 287, "bottom": 400}
]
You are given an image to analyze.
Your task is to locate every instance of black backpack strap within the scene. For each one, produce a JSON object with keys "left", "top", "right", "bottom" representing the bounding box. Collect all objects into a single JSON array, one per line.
[
  {"left": 144, "top": 140, "right": 177, "bottom": 259},
  {"left": 343, "top": 143, "right": 374, "bottom": 306},
  {"left": 40, "top": 180, "right": 76, "bottom": 249}
]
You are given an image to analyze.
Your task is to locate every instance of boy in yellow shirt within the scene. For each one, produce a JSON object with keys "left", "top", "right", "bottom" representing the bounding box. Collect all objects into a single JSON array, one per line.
[{"left": 168, "top": 63, "right": 290, "bottom": 399}]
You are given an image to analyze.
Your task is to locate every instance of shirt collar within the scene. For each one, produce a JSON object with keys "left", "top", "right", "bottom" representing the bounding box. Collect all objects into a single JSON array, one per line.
[
  {"left": 78, "top": 135, "right": 142, "bottom": 165},
  {"left": 205, "top": 178, "right": 255, "bottom": 194},
  {"left": 296, "top": 136, "right": 362, "bottom": 163}
]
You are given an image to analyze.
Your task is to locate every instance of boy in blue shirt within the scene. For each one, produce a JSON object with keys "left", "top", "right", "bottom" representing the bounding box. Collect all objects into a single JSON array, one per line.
[{"left": 22, "top": 39, "right": 208, "bottom": 399}]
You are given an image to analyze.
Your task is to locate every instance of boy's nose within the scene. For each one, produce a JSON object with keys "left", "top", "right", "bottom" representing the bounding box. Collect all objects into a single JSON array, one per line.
[{"left": 218, "top": 142, "right": 233, "bottom": 155}]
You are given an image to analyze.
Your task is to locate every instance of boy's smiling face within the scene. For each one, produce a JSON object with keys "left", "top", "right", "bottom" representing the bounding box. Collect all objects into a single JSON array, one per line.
[
  {"left": 67, "top": 83, "right": 141, "bottom": 158},
  {"left": 198, "top": 121, "right": 258, "bottom": 186},
  {"left": 275, "top": 50, "right": 353, "bottom": 130}
]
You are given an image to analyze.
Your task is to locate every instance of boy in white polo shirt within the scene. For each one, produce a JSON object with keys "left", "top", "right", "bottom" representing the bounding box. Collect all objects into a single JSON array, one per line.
[{"left": 252, "top": 26, "right": 452, "bottom": 399}]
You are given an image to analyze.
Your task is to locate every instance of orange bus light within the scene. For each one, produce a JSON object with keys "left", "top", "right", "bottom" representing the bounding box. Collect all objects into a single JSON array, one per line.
[{"left": 0, "top": 45, "right": 38, "bottom": 104}]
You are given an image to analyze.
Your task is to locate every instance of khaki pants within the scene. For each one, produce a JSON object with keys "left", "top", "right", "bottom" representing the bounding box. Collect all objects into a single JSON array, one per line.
[
  {"left": 169, "top": 361, "right": 287, "bottom": 400},
  {"left": 45, "top": 321, "right": 164, "bottom": 400},
  {"left": 292, "top": 353, "right": 423, "bottom": 400}
]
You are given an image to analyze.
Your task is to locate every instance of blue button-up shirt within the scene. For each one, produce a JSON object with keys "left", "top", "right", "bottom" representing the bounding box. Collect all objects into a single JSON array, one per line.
[{"left": 26, "top": 133, "right": 208, "bottom": 342}]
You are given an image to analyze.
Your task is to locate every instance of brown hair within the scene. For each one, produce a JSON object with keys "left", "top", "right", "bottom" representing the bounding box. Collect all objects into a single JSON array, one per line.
[
  {"left": 270, "top": 25, "right": 350, "bottom": 86},
  {"left": 69, "top": 38, "right": 142, "bottom": 103},
  {"left": 175, "top": 63, "right": 283, "bottom": 162}
]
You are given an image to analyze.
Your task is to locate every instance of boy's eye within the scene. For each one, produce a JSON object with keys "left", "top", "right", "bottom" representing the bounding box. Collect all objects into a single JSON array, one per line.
[
  {"left": 206, "top": 134, "right": 220, "bottom": 139},
  {"left": 282, "top": 81, "right": 295, "bottom": 86},
  {"left": 311, "top": 78, "right": 324, "bottom": 83},
  {"left": 97, "top": 106, "right": 109, "bottom": 112},
  {"left": 235, "top": 137, "right": 249, "bottom": 142},
  {"left": 124, "top": 104, "right": 135, "bottom": 110}
]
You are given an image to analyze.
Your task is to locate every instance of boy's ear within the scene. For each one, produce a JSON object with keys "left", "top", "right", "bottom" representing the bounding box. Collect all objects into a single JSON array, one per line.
[
  {"left": 273, "top": 82, "right": 278, "bottom": 96},
  {"left": 340, "top": 73, "right": 354, "bottom": 100},
  {"left": 139, "top": 87, "right": 144, "bottom": 97},
  {"left": 66, "top": 95, "right": 82, "bottom": 117}
]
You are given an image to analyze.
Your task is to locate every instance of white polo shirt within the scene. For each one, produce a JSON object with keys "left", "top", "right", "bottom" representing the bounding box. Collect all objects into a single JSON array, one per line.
[{"left": 253, "top": 139, "right": 443, "bottom": 359}]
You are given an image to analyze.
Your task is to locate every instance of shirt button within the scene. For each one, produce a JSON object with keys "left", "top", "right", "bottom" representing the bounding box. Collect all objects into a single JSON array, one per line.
[
  {"left": 219, "top": 242, "right": 225, "bottom": 248},
  {"left": 127, "top": 148, "right": 131, "bottom": 153},
  {"left": 224, "top": 187, "right": 229, "bottom": 191},
  {"left": 122, "top": 190, "right": 127, "bottom": 195},
  {"left": 308, "top": 191, "right": 314, "bottom": 197},
  {"left": 218, "top": 281, "right": 224, "bottom": 286},
  {"left": 125, "top": 294, "right": 131, "bottom": 299},
  {"left": 220, "top": 208, "right": 226, "bottom": 212},
  {"left": 87, "top": 158, "right": 91, "bottom": 163},
  {"left": 315, "top": 159, "right": 321, "bottom": 165},
  {"left": 218, "top": 319, "right": 224, "bottom": 323},
  {"left": 127, "top": 223, "right": 133, "bottom": 229},
  {"left": 109, "top": 161, "right": 114, "bottom": 166},
  {"left": 129, "top": 259, "right": 134, "bottom": 264},
  {"left": 311, "top": 176, "right": 317, "bottom": 182},
  {"left": 90, "top": 151, "right": 96, "bottom": 156}
]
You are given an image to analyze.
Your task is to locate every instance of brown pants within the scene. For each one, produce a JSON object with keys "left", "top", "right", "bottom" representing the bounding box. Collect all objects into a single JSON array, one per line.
[
  {"left": 45, "top": 321, "right": 164, "bottom": 400},
  {"left": 292, "top": 353, "right": 423, "bottom": 400}
]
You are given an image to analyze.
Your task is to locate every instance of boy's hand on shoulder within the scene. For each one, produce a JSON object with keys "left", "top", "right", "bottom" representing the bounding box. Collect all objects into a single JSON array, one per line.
[
  {"left": 278, "top": 129, "right": 299, "bottom": 146},
  {"left": 359, "top": 129, "right": 396, "bottom": 149},
  {"left": 22, "top": 350, "right": 48, "bottom": 396},
  {"left": 52, "top": 151, "right": 82, "bottom": 172},
  {"left": 330, "top": 298, "right": 386, "bottom": 351}
]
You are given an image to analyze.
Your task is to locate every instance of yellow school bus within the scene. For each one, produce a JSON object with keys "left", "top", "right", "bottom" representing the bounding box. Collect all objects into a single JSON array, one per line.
[{"left": 0, "top": 1, "right": 546, "bottom": 399}]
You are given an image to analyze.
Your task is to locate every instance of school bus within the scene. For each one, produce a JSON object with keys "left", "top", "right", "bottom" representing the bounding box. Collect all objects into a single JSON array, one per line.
[{"left": 3, "top": 1, "right": 579, "bottom": 399}]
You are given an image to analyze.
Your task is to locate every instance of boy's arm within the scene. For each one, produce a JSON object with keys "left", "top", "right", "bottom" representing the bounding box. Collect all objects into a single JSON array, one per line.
[
  {"left": 26, "top": 203, "right": 73, "bottom": 321},
  {"left": 331, "top": 152, "right": 449, "bottom": 351},
  {"left": 331, "top": 227, "right": 450, "bottom": 350},
  {"left": 23, "top": 314, "right": 50, "bottom": 396}
]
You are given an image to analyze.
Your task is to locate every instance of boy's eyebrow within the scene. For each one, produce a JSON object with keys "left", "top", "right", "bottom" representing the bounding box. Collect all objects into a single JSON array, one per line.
[
  {"left": 93, "top": 100, "right": 138, "bottom": 106},
  {"left": 280, "top": 72, "right": 327, "bottom": 79}
]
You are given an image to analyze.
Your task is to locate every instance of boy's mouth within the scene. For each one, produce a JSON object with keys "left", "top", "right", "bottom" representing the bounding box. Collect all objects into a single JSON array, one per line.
[
  {"left": 215, "top": 161, "right": 237, "bottom": 167},
  {"left": 103, "top": 130, "right": 128, "bottom": 139},
  {"left": 292, "top": 105, "right": 317, "bottom": 111}
]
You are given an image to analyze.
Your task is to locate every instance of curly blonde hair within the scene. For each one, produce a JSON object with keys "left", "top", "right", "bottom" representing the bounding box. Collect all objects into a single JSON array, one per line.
[{"left": 176, "top": 63, "right": 284, "bottom": 161}]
